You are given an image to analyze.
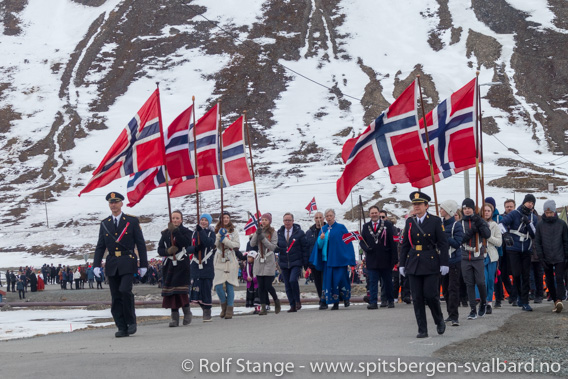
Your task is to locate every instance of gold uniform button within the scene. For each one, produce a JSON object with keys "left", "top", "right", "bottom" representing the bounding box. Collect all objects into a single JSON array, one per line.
[{"left": 417, "top": 254, "right": 420, "bottom": 256}]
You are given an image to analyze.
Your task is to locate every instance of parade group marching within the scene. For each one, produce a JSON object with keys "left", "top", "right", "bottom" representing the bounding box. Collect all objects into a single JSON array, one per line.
[{"left": 69, "top": 187, "right": 567, "bottom": 339}]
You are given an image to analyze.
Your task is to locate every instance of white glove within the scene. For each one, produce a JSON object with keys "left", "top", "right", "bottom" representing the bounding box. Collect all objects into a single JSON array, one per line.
[
  {"left": 399, "top": 267, "right": 406, "bottom": 277},
  {"left": 94, "top": 267, "right": 101, "bottom": 278},
  {"left": 140, "top": 268, "right": 147, "bottom": 277},
  {"left": 440, "top": 266, "right": 449, "bottom": 276}
]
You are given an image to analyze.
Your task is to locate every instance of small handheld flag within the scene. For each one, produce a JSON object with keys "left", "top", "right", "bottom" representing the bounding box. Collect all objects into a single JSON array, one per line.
[
  {"left": 244, "top": 211, "right": 261, "bottom": 236},
  {"left": 342, "top": 231, "right": 363, "bottom": 244},
  {"left": 305, "top": 197, "right": 317, "bottom": 215}
]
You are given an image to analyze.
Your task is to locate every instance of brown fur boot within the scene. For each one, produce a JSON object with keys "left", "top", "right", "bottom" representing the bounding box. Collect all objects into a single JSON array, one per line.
[
  {"left": 182, "top": 305, "right": 192, "bottom": 325},
  {"left": 225, "top": 305, "right": 234, "bottom": 319},
  {"left": 169, "top": 310, "right": 179, "bottom": 327},
  {"left": 220, "top": 302, "right": 227, "bottom": 318}
]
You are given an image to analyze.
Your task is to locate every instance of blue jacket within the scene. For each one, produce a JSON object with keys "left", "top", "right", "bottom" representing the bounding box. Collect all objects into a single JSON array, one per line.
[
  {"left": 443, "top": 217, "right": 463, "bottom": 265},
  {"left": 500, "top": 205, "right": 537, "bottom": 253},
  {"left": 277, "top": 224, "right": 309, "bottom": 269},
  {"left": 87, "top": 267, "right": 95, "bottom": 280}
]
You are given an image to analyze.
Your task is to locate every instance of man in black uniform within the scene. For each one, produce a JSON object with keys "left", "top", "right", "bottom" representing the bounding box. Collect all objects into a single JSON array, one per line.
[
  {"left": 399, "top": 191, "right": 449, "bottom": 338},
  {"left": 93, "top": 192, "right": 148, "bottom": 338}
]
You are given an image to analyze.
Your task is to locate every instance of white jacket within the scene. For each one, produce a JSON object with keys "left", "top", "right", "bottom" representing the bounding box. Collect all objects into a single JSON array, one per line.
[
  {"left": 213, "top": 228, "right": 241, "bottom": 287},
  {"left": 486, "top": 221, "right": 503, "bottom": 263}
]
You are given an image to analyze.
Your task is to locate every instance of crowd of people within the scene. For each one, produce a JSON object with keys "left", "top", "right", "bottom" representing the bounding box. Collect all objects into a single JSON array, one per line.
[{"left": 3, "top": 190, "right": 566, "bottom": 340}]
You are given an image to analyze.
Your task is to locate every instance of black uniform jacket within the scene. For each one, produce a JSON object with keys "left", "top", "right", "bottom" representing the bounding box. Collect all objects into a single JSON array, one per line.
[
  {"left": 399, "top": 213, "right": 449, "bottom": 276},
  {"left": 93, "top": 214, "right": 148, "bottom": 276}
]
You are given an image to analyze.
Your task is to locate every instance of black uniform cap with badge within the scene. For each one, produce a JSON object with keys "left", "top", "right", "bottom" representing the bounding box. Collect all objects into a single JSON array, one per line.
[
  {"left": 106, "top": 192, "right": 125, "bottom": 203},
  {"left": 410, "top": 191, "right": 431, "bottom": 204}
]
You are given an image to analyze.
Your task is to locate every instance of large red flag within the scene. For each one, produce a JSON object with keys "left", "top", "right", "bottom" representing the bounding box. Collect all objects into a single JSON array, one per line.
[
  {"left": 336, "top": 81, "right": 424, "bottom": 204},
  {"left": 79, "top": 90, "right": 164, "bottom": 196},
  {"left": 388, "top": 78, "right": 477, "bottom": 187},
  {"left": 170, "top": 116, "right": 251, "bottom": 197}
]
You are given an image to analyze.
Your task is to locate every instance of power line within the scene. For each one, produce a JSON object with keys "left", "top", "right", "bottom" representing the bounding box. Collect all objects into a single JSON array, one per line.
[
  {"left": 185, "top": 3, "right": 564, "bottom": 170},
  {"left": 183, "top": 2, "right": 363, "bottom": 102}
]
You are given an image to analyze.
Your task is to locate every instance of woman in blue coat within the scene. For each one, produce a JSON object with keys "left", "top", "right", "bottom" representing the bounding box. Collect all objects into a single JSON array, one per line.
[{"left": 310, "top": 209, "right": 356, "bottom": 309}]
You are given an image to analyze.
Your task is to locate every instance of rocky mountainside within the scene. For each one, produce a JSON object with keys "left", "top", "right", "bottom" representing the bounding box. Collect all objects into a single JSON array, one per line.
[{"left": 0, "top": 0, "right": 567, "bottom": 255}]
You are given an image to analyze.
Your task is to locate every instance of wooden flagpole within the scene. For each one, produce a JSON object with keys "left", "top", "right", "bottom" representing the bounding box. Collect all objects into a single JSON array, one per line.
[
  {"left": 218, "top": 101, "right": 226, "bottom": 259},
  {"left": 416, "top": 75, "right": 439, "bottom": 216},
  {"left": 477, "top": 72, "right": 486, "bottom": 202},
  {"left": 244, "top": 111, "right": 264, "bottom": 259},
  {"left": 156, "top": 83, "right": 176, "bottom": 264},
  {"left": 191, "top": 96, "right": 201, "bottom": 266}
]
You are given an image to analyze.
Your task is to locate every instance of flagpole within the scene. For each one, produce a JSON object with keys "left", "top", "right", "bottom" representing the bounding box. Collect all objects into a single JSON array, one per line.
[
  {"left": 416, "top": 75, "right": 439, "bottom": 216},
  {"left": 157, "top": 83, "right": 176, "bottom": 265},
  {"left": 191, "top": 96, "right": 202, "bottom": 266},
  {"left": 473, "top": 74, "right": 481, "bottom": 253},
  {"left": 218, "top": 101, "right": 226, "bottom": 259},
  {"left": 477, "top": 72, "right": 485, "bottom": 202},
  {"left": 244, "top": 111, "right": 264, "bottom": 259}
]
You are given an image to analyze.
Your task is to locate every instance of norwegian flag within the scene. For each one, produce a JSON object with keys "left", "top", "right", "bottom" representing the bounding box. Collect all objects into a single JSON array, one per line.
[
  {"left": 244, "top": 211, "right": 261, "bottom": 236},
  {"left": 388, "top": 78, "right": 477, "bottom": 187},
  {"left": 305, "top": 197, "right": 317, "bottom": 215},
  {"left": 336, "top": 80, "right": 425, "bottom": 204},
  {"left": 79, "top": 90, "right": 165, "bottom": 196},
  {"left": 125, "top": 104, "right": 220, "bottom": 206},
  {"left": 170, "top": 116, "right": 251, "bottom": 197},
  {"left": 342, "top": 231, "right": 363, "bottom": 244}
]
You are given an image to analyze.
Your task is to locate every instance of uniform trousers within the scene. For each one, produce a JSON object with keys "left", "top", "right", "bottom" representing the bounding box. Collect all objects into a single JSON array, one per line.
[
  {"left": 408, "top": 274, "right": 444, "bottom": 334},
  {"left": 108, "top": 273, "right": 135, "bottom": 331}
]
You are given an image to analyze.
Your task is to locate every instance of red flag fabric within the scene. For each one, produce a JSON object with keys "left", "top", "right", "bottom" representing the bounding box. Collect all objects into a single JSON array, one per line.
[
  {"left": 342, "top": 231, "right": 363, "bottom": 244},
  {"left": 388, "top": 78, "right": 477, "bottom": 187},
  {"left": 79, "top": 90, "right": 164, "bottom": 196},
  {"left": 336, "top": 81, "right": 424, "bottom": 204},
  {"left": 170, "top": 116, "right": 251, "bottom": 197},
  {"left": 125, "top": 104, "right": 221, "bottom": 206}
]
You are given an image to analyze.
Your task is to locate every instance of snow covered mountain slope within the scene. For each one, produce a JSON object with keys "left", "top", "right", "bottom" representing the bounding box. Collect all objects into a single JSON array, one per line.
[{"left": 0, "top": 0, "right": 567, "bottom": 262}]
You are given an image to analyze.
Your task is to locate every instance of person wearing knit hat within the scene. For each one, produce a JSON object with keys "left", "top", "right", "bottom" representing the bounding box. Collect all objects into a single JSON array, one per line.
[
  {"left": 460, "top": 198, "right": 492, "bottom": 320},
  {"left": 523, "top": 194, "right": 536, "bottom": 206},
  {"left": 439, "top": 200, "right": 464, "bottom": 326},
  {"left": 499, "top": 194, "right": 539, "bottom": 311},
  {"left": 535, "top": 199, "right": 567, "bottom": 313},
  {"left": 189, "top": 212, "right": 217, "bottom": 322},
  {"left": 440, "top": 200, "right": 459, "bottom": 218},
  {"left": 200, "top": 213, "right": 213, "bottom": 227},
  {"left": 251, "top": 212, "right": 281, "bottom": 315},
  {"left": 485, "top": 197, "right": 496, "bottom": 210}
]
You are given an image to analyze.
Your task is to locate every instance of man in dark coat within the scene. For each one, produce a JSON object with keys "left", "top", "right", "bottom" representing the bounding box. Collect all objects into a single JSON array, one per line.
[
  {"left": 399, "top": 191, "right": 449, "bottom": 338},
  {"left": 535, "top": 200, "right": 568, "bottom": 313},
  {"left": 5, "top": 270, "right": 10, "bottom": 292},
  {"left": 499, "top": 194, "right": 538, "bottom": 311},
  {"left": 277, "top": 212, "right": 309, "bottom": 312},
  {"left": 305, "top": 212, "right": 327, "bottom": 309},
  {"left": 93, "top": 192, "right": 148, "bottom": 338},
  {"left": 361, "top": 206, "right": 397, "bottom": 309}
]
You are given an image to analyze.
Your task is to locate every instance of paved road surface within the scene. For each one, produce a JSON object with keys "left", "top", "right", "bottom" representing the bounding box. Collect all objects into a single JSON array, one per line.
[{"left": 0, "top": 300, "right": 550, "bottom": 378}]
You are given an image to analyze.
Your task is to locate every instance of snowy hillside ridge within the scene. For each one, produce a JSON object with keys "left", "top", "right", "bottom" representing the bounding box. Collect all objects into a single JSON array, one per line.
[{"left": 0, "top": 0, "right": 567, "bottom": 263}]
